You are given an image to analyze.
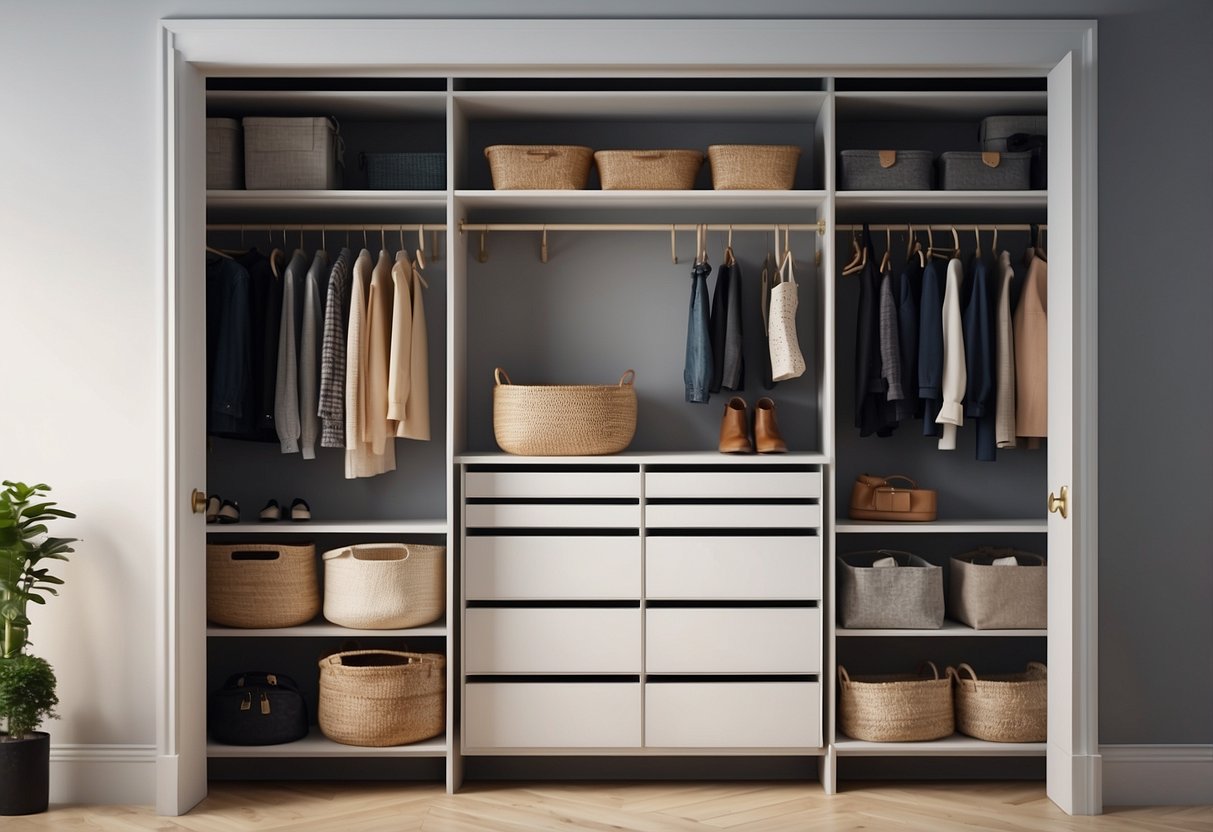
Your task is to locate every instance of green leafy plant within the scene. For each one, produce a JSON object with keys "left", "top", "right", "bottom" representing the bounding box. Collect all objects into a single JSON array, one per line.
[
  {"left": 0, "top": 654, "right": 58, "bottom": 739},
  {"left": 0, "top": 482, "right": 77, "bottom": 660}
]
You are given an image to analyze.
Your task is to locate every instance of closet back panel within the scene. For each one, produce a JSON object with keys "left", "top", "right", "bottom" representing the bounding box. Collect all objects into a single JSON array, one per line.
[{"left": 464, "top": 231, "right": 820, "bottom": 454}]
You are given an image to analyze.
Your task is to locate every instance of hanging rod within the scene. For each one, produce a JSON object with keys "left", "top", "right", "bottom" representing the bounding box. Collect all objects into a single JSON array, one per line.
[
  {"left": 206, "top": 223, "right": 447, "bottom": 232},
  {"left": 458, "top": 222, "right": 823, "bottom": 233},
  {"left": 835, "top": 223, "right": 1046, "bottom": 232}
]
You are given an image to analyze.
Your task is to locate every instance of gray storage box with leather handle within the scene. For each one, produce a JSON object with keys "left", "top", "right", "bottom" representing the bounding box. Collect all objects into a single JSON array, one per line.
[
  {"left": 839, "top": 149, "right": 934, "bottom": 190},
  {"left": 949, "top": 547, "right": 1047, "bottom": 629},
  {"left": 837, "top": 550, "right": 945, "bottom": 629},
  {"left": 938, "top": 150, "right": 1031, "bottom": 190}
]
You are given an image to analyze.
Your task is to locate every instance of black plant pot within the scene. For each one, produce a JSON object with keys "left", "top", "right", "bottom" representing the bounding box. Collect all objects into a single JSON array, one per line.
[{"left": 0, "top": 731, "right": 49, "bottom": 815}]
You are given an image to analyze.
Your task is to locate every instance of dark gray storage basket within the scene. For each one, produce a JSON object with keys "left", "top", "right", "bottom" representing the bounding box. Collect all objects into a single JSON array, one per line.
[
  {"left": 360, "top": 152, "right": 446, "bottom": 190},
  {"left": 206, "top": 118, "right": 242, "bottom": 190},
  {"left": 244, "top": 116, "right": 342, "bottom": 190},
  {"left": 840, "top": 150, "right": 933, "bottom": 190},
  {"left": 838, "top": 550, "right": 944, "bottom": 629},
  {"left": 939, "top": 151, "right": 1031, "bottom": 190},
  {"left": 981, "top": 115, "right": 1047, "bottom": 189},
  {"left": 949, "top": 548, "right": 1047, "bottom": 630}
]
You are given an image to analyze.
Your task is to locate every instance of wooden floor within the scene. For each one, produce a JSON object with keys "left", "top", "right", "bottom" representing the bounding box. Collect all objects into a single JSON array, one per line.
[{"left": 9, "top": 781, "right": 1212, "bottom": 831}]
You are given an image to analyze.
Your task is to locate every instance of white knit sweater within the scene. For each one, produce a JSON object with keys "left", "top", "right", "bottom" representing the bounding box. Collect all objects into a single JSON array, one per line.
[{"left": 935, "top": 257, "right": 967, "bottom": 450}]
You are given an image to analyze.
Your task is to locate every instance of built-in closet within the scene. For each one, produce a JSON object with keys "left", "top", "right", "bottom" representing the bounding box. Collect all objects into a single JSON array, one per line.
[{"left": 165, "top": 16, "right": 1097, "bottom": 819}]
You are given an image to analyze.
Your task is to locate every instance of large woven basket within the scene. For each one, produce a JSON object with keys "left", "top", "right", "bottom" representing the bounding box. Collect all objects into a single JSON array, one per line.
[
  {"left": 708, "top": 144, "right": 801, "bottom": 189},
  {"left": 594, "top": 149, "right": 703, "bottom": 189},
  {"left": 951, "top": 662, "right": 1047, "bottom": 742},
  {"left": 318, "top": 650, "right": 445, "bottom": 747},
  {"left": 838, "top": 662, "right": 955, "bottom": 742},
  {"left": 485, "top": 144, "right": 594, "bottom": 189},
  {"left": 322, "top": 543, "right": 446, "bottom": 629},
  {"left": 206, "top": 543, "right": 320, "bottom": 628},
  {"left": 492, "top": 367, "right": 637, "bottom": 456}
]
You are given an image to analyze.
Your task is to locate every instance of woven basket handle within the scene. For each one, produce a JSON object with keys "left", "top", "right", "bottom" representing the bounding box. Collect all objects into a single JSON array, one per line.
[
  {"left": 323, "top": 649, "right": 424, "bottom": 667},
  {"left": 526, "top": 149, "right": 558, "bottom": 160},
  {"left": 632, "top": 152, "right": 666, "bottom": 160},
  {"left": 230, "top": 549, "right": 281, "bottom": 561},
  {"left": 1027, "top": 661, "right": 1048, "bottom": 676},
  {"left": 879, "top": 474, "right": 918, "bottom": 489},
  {"left": 955, "top": 662, "right": 978, "bottom": 682},
  {"left": 837, "top": 666, "right": 851, "bottom": 686},
  {"left": 916, "top": 660, "right": 941, "bottom": 680},
  {"left": 494, "top": 367, "right": 512, "bottom": 386},
  {"left": 618, "top": 369, "right": 636, "bottom": 386}
]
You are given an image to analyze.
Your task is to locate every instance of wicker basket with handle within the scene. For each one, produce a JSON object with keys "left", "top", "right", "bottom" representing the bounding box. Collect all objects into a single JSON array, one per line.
[
  {"left": 322, "top": 543, "right": 445, "bottom": 629},
  {"left": 838, "top": 661, "right": 954, "bottom": 742},
  {"left": 707, "top": 144, "right": 801, "bottom": 189},
  {"left": 484, "top": 144, "right": 594, "bottom": 189},
  {"left": 593, "top": 149, "right": 703, "bottom": 189},
  {"left": 950, "top": 662, "right": 1047, "bottom": 742},
  {"left": 492, "top": 367, "right": 637, "bottom": 456},
  {"left": 318, "top": 650, "right": 446, "bottom": 747},
  {"left": 206, "top": 542, "right": 319, "bottom": 628}
]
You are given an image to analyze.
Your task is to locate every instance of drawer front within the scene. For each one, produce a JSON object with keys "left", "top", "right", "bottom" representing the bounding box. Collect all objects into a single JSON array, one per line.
[
  {"left": 645, "top": 536, "right": 821, "bottom": 600},
  {"left": 645, "top": 470, "right": 822, "bottom": 499},
  {"left": 644, "top": 502, "right": 820, "bottom": 529},
  {"left": 465, "top": 683, "right": 641, "bottom": 749},
  {"left": 466, "top": 536, "right": 641, "bottom": 600},
  {"left": 645, "top": 682, "right": 821, "bottom": 748},
  {"left": 466, "top": 502, "right": 640, "bottom": 529},
  {"left": 466, "top": 470, "right": 639, "bottom": 499},
  {"left": 646, "top": 608, "right": 821, "bottom": 673},
  {"left": 465, "top": 608, "right": 641, "bottom": 673}
]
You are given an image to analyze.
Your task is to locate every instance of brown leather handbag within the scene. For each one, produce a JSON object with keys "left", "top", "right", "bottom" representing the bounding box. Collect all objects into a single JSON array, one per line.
[{"left": 849, "top": 474, "right": 937, "bottom": 522}]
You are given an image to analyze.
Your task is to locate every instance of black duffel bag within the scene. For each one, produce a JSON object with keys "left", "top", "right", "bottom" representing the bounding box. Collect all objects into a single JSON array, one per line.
[{"left": 208, "top": 671, "right": 309, "bottom": 745}]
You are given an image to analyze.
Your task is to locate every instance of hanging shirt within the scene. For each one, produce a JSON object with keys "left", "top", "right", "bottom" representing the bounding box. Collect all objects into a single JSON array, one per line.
[
  {"left": 319, "top": 248, "right": 351, "bottom": 448},
  {"left": 1014, "top": 248, "right": 1048, "bottom": 445},
  {"left": 387, "top": 251, "right": 414, "bottom": 427},
  {"left": 274, "top": 249, "right": 308, "bottom": 454},
  {"left": 855, "top": 228, "right": 895, "bottom": 437},
  {"left": 708, "top": 257, "right": 730, "bottom": 393},
  {"left": 398, "top": 260, "right": 431, "bottom": 441},
  {"left": 298, "top": 249, "right": 328, "bottom": 460},
  {"left": 720, "top": 257, "right": 744, "bottom": 390},
  {"left": 365, "top": 250, "right": 396, "bottom": 458},
  {"left": 917, "top": 259, "right": 944, "bottom": 438},
  {"left": 207, "top": 255, "right": 251, "bottom": 437},
  {"left": 878, "top": 260, "right": 906, "bottom": 421},
  {"left": 936, "top": 257, "right": 967, "bottom": 450},
  {"left": 684, "top": 261, "right": 713, "bottom": 404},
  {"left": 994, "top": 250, "right": 1018, "bottom": 448},
  {"left": 962, "top": 254, "right": 996, "bottom": 461},
  {"left": 896, "top": 256, "right": 923, "bottom": 424},
  {"left": 345, "top": 249, "right": 395, "bottom": 478}
]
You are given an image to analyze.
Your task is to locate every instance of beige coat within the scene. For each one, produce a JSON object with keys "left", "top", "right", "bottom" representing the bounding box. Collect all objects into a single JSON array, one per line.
[
  {"left": 1014, "top": 248, "right": 1048, "bottom": 442},
  {"left": 365, "top": 251, "right": 396, "bottom": 457},
  {"left": 398, "top": 261, "right": 431, "bottom": 441},
  {"left": 387, "top": 252, "right": 413, "bottom": 426},
  {"left": 344, "top": 249, "right": 395, "bottom": 479}
]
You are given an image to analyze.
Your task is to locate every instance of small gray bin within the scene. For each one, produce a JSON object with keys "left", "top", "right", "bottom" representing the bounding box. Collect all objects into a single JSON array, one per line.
[
  {"left": 949, "top": 548, "right": 1047, "bottom": 630},
  {"left": 980, "top": 115, "right": 1047, "bottom": 151},
  {"left": 206, "top": 118, "right": 242, "bottom": 190},
  {"left": 838, "top": 550, "right": 944, "bottom": 629},
  {"left": 839, "top": 150, "right": 933, "bottom": 190},
  {"left": 939, "top": 151, "right": 1031, "bottom": 190},
  {"left": 244, "top": 116, "right": 342, "bottom": 190}
]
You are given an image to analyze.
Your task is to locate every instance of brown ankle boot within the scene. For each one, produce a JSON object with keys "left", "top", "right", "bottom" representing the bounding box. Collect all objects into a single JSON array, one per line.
[
  {"left": 718, "top": 397, "right": 753, "bottom": 453},
  {"left": 754, "top": 397, "right": 788, "bottom": 453}
]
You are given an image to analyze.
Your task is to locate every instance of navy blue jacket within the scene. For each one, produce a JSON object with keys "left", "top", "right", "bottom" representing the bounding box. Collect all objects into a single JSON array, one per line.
[
  {"left": 962, "top": 255, "right": 997, "bottom": 461},
  {"left": 917, "top": 259, "right": 944, "bottom": 437}
]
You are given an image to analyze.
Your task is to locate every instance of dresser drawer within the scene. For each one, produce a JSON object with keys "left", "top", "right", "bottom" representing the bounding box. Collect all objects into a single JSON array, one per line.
[
  {"left": 466, "top": 470, "right": 639, "bottom": 499},
  {"left": 466, "top": 536, "right": 641, "bottom": 600},
  {"left": 644, "top": 502, "right": 820, "bottom": 529},
  {"left": 465, "top": 502, "right": 640, "bottom": 529},
  {"left": 645, "top": 470, "right": 822, "bottom": 499},
  {"left": 645, "top": 682, "right": 821, "bottom": 748},
  {"left": 465, "top": 683, "right": 641, "bottom": 749},
  {"left": 465, "top": 607, "right": 641, "bottom": 673},
  {"left": 645, "top": 607, "right": 821, "bottom": 673},
  {"left": 646, "top": 536, "right": 821, "bottom": 600}
]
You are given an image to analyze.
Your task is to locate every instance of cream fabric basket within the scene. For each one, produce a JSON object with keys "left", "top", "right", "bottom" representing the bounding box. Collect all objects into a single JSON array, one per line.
[{"left": 322, "top": 543, "right": 445, "bottom": 629}]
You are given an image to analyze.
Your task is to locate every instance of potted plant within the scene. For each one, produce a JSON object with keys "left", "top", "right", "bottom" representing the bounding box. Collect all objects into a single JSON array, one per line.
[{"left": 0, "top": 481, "right": 76, "bottom": 816}]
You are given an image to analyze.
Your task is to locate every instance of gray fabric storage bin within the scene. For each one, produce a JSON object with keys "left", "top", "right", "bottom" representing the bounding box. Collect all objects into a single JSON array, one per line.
[
  {"left": 360, "top": 152, "right": 446, "bottom": 190},
  {"left": 206, "top": 118, "right": 242, "bottom": 190},
  {"left": 839, "top": 150, "right": 933, "bottom": 190},
  {"left": 949, "top": 548, "right": 1047, "bottom": 630},
  {"left": 939, "top": 151, "right": 1031, "bottom": 190},
  {"left": 980, "top": 115, "right": 1047, "bottom": 151},
  {"left": 838, "top": 550, "right": 944, "bottom": 629},
  {"left": 244, "top": 116, "right": 342, "bottom": 190}
]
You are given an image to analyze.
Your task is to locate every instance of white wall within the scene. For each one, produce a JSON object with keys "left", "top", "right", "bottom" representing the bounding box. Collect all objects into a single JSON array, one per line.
[{"left": 0, "top": 0, "right": 1209, "bottom": 806}]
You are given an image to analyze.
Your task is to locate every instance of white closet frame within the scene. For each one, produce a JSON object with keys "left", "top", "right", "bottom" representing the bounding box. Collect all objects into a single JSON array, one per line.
[{"left": 157, "top": 17, "right": 1100, "bottom": 818}]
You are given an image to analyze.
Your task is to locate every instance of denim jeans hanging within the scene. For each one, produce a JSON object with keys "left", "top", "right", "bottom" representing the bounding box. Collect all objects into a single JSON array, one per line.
[{"left": 684, "top": 260, "right": 713, "bottom": 403}]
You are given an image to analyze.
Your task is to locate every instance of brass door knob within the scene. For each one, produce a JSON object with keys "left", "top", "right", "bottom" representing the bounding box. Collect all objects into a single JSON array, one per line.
[
  {"left": 1047, "top": 485, "right": 1069, "bottom": 520},
  {"left": 191, "top": 489, "right": 208, "bottom": 514}
]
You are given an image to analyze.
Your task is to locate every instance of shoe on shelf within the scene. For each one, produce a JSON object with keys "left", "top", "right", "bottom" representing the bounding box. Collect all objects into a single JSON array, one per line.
[
  {"left": 718, "top": 396, "right": 754, "bottom": 454},
  {"left": 258, "top": 499, "right": 282, "bottom": 522},
  {"left": 754, "top": 397, "right": 788, "bottom": 454},
  {"left": 205, "top": 494, "right": 222, "bottom": 524},
  {"left": 290, "top": 498, "right": 311, "bottom": 522},
  {"left": 215, "top": 500, "right": 241, "bottom": 524}
]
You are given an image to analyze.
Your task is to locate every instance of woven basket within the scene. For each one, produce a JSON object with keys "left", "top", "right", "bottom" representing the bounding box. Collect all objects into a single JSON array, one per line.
[
  {"left": 707, "top": 144, "right": 801, "bottom": 189},
  {"left": 206, "top": 543, "right": 320, "bottom": 628},
  {"left": 951, "top": 662, "right": 1047, "bottom": 742},
  {"left": 322, "top": 543, "right": 446, "bottom": 629},
  {"left": 492, "top": 367, "right": 637, "bottom": 456},
  {"left": 838, "top": 662, "right": 955, "bottom": 742},
  {"left": 593, "top": 149, "right": 703, "bottom": 189},
  {"left": 485, "top": 145, "right": 594, "bottom": 189},
  {"left": 318, "top": 650, "right": 445, "bottom": 747}
]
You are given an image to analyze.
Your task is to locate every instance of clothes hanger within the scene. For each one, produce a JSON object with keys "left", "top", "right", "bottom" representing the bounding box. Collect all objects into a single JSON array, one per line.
[
  {"left": 539, "top": 225, "right": 548, "bottom": 264},
  {"left": 723, "top": 226, "right": 735, "bottom": 267},
  {"left": 991, "top": 226, "right": 998, "bottom": 256},
  {"left": 205, "top": 244, "right": 233, "bottom": 260},
  {"left": 842, "top": 228, "right": 868, "bottom": 276},
  {"left": 670, "top": 225, "right": 678, "bottom": 265},
  {"left": 974, "top": 226, "right": 982, "bottom": 260},
  {"left": 269, "top": 229, "right": 284, "bottom": 278},
  {"left": 879, "top": 227, "right": 891, "bottom": 274},
  {"left": 908, "top": 224, "right": 925, "bottom": 267},
  {"left": 951, "top": 225, "right": 961, "bottom": 259},
  {"left": 417, "top": 224, "right": 428, "bottom": 270}
]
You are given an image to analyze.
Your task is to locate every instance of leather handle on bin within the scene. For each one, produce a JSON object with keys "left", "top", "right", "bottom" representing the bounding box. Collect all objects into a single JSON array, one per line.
[{"left": 878, "top": 150, "right": 897, "bottom": 168}]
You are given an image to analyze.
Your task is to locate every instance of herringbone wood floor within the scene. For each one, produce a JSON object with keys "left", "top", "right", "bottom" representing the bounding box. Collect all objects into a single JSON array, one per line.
[{"left": 8, "top": 781, "right": 1212, "bottom": 831}]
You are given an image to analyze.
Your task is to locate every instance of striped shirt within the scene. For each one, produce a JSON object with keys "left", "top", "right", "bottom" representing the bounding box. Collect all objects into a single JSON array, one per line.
[{"left": 318, "top": 248, "right": 351, "bottom": 448}]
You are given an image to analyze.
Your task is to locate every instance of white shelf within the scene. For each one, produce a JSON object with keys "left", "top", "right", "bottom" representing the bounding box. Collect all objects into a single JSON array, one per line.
[
  {"left": 834, "top": 519, "right": 1046, "bottom": 534},
  {"left": 208, "top": 729, "right": 447, "bottom": 758},
  {"left": 456, "top": 189, "right": 826, "bottom": 212},
  {"left": 454, "top": 90, "right": 827, "bottom": 121},
  {"left": 205, "top": 519, "right": 447, "bottom": 534},
  {"left": 206, "top": 617, "right": 447, "bottom": 638},
  {"left": 206, "top": 90, "right": 448, "bottom": 119},
  {"left": 207, "top": 189, "right": 448, "bottom": 215},
  {"left": 457, "top": 451, "right": 828, "bottom": 465},
  {"left": 833, "top": 735, "right": 1046, "bottom": 757},
  {"left": 834, "top": 90, "right": 1046, "bottom": 121},
  {"left": 835, "top": 190, "right": 1047, "bottom": 211},
  {"left": 836, "top": 621, "right": 1045, "bottom": 637}
]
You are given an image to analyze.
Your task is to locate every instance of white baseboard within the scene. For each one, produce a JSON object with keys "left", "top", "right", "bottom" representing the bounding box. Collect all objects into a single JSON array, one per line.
[
  {"left": 50, "top": 744, "right": 157, "bottom": 806},
  {"left": 1100, "top": 745, "right": 1213, "bottom": 806}
]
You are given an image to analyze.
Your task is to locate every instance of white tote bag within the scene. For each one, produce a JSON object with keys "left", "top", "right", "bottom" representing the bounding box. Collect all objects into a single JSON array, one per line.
[{"left": 768, "top": 250, "right": 806, "bottom": 381}]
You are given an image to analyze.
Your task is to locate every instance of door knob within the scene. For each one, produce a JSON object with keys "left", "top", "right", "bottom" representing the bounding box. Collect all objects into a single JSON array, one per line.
[
  {"left": 1047, "top": 485, "right": 1069, "bottom": 519},
  {"left": 191, "top": 489, "right": 208, "bottom": 514}
]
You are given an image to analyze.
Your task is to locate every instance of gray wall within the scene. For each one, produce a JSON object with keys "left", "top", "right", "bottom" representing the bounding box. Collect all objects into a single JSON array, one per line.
[{"left": 0, "top": 0, "right": 1208, "bottom": 761}]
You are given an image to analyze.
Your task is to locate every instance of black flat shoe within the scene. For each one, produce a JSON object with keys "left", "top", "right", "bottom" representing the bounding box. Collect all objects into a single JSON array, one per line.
[
  {"left": 215, "top": 500, "right": 241, "bottom": 524},
  {"left": 258, "top": 499, "right": 282, "bottom": 522},
  {"left": 290, "top": 498, "right": 311, "bottom": 522}
]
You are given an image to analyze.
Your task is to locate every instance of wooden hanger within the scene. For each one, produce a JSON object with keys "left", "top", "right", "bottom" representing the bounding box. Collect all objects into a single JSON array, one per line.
[
  {"left": 927, "top": 227, "right": 949, "bottom": 261},
  {"left": 723, "top": 226, "right": 735, "bottom": 267},
  {"left": 974, "top": 227, "right": 982, "bottom": 259},
  {"left": 205, "top": 244, "right": 233, "bottom": 260},
  {"left": 842, "top": 228, "right": 868, "bottom": 276},
  {"left": 907, "top": 224, "right": 925, "bottom": 267},
  {"left": 950, "top": 225, "right": 961, "bottom": 259},
  {"left": 879, "top": 227, "right": 891, "bottom": 274}
]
